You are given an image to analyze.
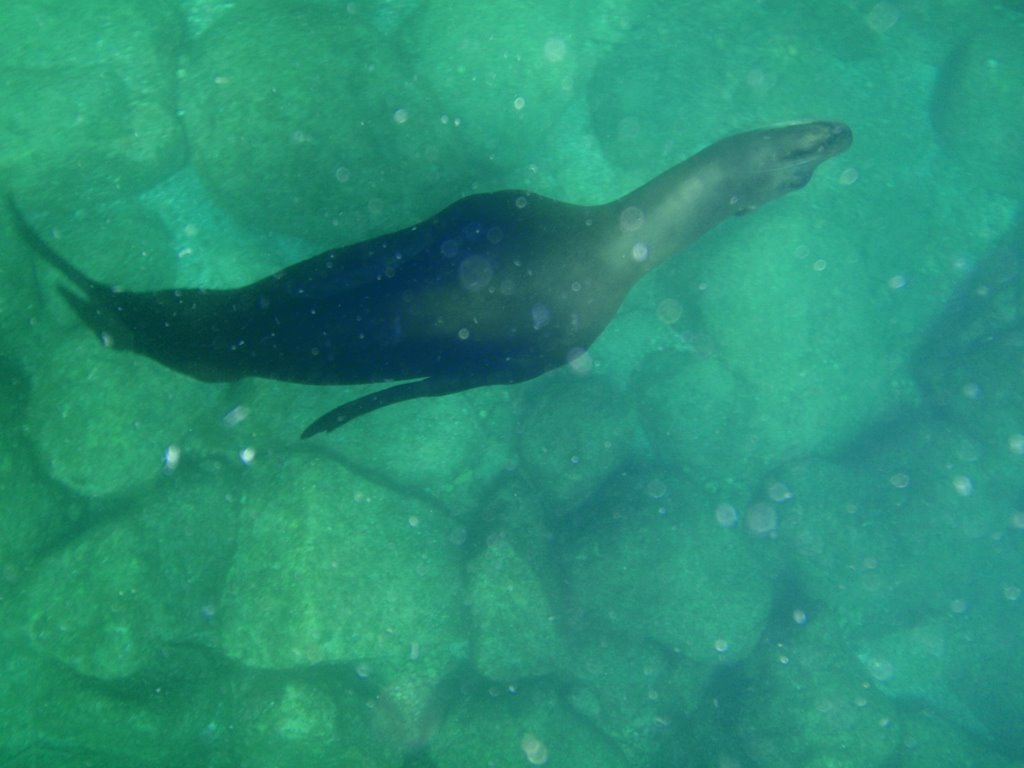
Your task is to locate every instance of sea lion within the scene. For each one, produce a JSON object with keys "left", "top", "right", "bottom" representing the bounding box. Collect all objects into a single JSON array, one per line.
[{"left": 14, "top": 121, "right": 851, "bottom": 438}]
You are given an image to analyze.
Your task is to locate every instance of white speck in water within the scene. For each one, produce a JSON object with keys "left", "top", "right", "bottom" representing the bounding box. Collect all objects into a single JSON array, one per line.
[
  {"left": 239, "top": 447, "right": 256, "bottom": 465},
  {"left": 951, "top": 475, "right": 973, "bottom": 496},
  {"left": 164, "top": 445, "right": 180, "bottom": 472}
]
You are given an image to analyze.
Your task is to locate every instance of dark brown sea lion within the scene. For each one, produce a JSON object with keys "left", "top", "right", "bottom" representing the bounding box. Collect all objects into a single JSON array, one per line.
[{"left": 14, "top": 121, "right": 851, "bottom": 438}]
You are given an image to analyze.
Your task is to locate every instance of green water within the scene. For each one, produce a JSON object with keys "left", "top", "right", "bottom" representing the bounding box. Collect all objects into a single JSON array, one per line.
[{"left": 1, "top": 1, "right": 1022, "bottom": 766}]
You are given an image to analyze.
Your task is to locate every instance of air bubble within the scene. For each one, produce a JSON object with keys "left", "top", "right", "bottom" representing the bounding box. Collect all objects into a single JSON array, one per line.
[
  {"left": 531, "top": 304, "right": 551, "bottom": 330},
  {"left": 745, "top": 503, "right": 777, "bottom": 535},
  {"left": 619, "top": 206, "right": 645, "bottom": 232},
  {"left": 458, "top": 255, "right": 494, "bottom": 291},
  {"left": 889, "top": 473, "right": 909, "bottom": 489},
  {"left": 867, "top": 656, "right": 894, "bottom": 682},
  {"left": 543, "top": 38, "right": 567, "bottom": 62},
  {"left": 839, "top": 167, "right": 860, "bottom": 185},
  {"left": 866, "top": 2, "right": 900, "bottom": 33},
  {"left": 714, "top": 503, "right": 738, "bottom": 527},
  {"left": 521, "top": 734, "right": 549, "bottom": 765},
  {"left": 567, "top": 348, "right": 593, "bottom": 375},
  {"left": 223, "top": 405, "right": 250, "bottom": 427},
  {"left": 655, "top": 298, "right": 683, "bottom": 324},
  {"left": 646, "top": 479, "right": 667, "bottom": 498}
]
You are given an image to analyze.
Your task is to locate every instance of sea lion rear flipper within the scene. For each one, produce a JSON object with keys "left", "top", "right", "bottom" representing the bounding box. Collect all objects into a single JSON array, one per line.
[
  {"left": 9, "top": 198, "right": 132, "bottom": 345},
  {"left": 8, "top": 199, "right": 104, "bottom": 296},
  {"left": 301, "top": 376, "right": 474, "bottom": 438}
]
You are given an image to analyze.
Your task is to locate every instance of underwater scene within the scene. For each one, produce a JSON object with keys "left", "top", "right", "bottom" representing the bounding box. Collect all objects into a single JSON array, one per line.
[{"left": 1, "top": 0, "right": 1022, "bottom": 766}]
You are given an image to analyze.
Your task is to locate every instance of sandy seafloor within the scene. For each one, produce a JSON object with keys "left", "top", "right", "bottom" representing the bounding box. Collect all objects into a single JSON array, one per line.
[{"left": 1, "top": 0, "right": 1023, "bottom": 766}]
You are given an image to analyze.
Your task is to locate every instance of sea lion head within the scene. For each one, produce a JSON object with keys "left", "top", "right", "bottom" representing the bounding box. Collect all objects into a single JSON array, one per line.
[{"left": 712, "top": 120, "right": 853, "bottom": 214}]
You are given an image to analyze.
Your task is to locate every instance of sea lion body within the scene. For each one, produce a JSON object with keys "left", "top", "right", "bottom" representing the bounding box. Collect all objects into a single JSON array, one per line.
[{"left": 16, "top": 121, "right": 852, "bottom": 437}]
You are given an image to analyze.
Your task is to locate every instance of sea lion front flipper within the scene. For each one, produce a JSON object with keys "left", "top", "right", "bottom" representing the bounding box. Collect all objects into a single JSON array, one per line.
[{"left": 300, "top": 376, "right": 476, "bottom": 439}]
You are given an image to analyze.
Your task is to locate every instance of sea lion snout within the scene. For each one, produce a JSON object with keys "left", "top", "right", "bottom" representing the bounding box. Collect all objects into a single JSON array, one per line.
[
  {"left": 801, "top": 121, "right": 853, "bottom": 158},
  {"left": 759, "top": 121, "right": 853, "bottom": 168},
  {"left": 710, "top": 120, "right": 852, "bottom": 212}
]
